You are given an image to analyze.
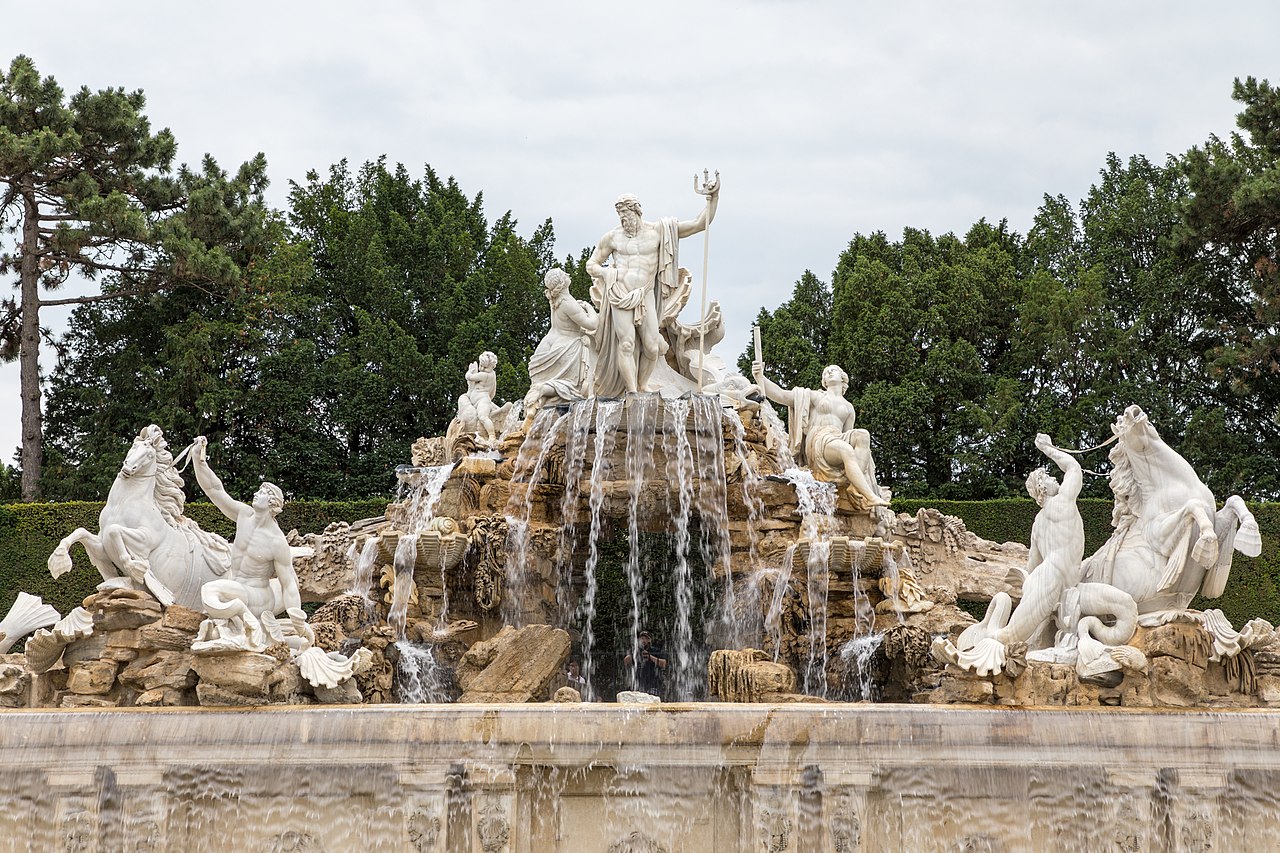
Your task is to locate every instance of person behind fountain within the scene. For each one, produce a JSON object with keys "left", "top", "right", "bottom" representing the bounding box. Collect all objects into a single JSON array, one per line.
[
  {"left": 586, "top": 179, "right": 719, "bottom": 396},
  {"left": 623, "top": 630, "right": 667, "bottom": 697},
  {"left": 524, "top": 268, "right": 599, "bottom": 411},
  {"left": 188, "top": 436, "right": 301, "bottom": 648},
  {"left": 751, "top": 360, "right": 889, "bottom": 510}
]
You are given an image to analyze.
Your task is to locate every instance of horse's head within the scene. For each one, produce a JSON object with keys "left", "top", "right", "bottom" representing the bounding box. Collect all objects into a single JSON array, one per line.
[
  {"left": 1111, "top": 404, "right": 1158, "bottom": 453},
  {"left": 120, "top": 436, "right": 158, "bottom": 479}
]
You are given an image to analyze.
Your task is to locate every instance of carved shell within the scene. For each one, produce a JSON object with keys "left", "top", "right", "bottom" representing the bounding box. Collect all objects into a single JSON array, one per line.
[
  {"left": 0, "top": 592, "right": 60, "bottom": 654},
  {"left": 296, "top": 646, "right": 355, "bottom": 689}
]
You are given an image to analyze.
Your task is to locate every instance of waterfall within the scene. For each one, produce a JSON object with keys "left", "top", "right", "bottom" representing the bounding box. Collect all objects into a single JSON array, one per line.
[
  {"left": 405, "top": 463, "right": 455, "bottom": 531},
  {"left": 691, "top": 395, "right": 734, "bottom": 657},
  {"left": 501, "top": 406, "right": 566, "bottom": 627},
  {"left": 388, "top": 534, "right": 418, "bottom": 639},
  {"left": 783, "top": 467, "right": 838, "bottom": 697},
  {"left": 839, "top": 632, "right": 884, "bottom": 701},
  {"left": 661, "top": 396, "right": 695, "bottom": 698},
  {"left": 625, "top": 394, "right": 659, "bottom": 693},
  {"left": 349, "top": 537, "right": 381, "bottom": 609},
  {"left": 581, "top": 398, "right": 625, "bottom": 699},
  {"left": 393, "top": 640, "right": 450, "bottom": 703},
  {"left": 554, "top": 399, "right": 596, "bottom": 625}
]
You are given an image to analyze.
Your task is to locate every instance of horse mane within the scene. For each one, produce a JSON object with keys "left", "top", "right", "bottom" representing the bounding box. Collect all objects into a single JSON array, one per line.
[
  {"left": 1107, "top": 441, "right": 1144, "bottom": 526},
  {"left": 145, "top": 431, "right": 232, "bottom": 562},
  {"left": 151, "top": 443, "right": 188, "bottom": 527}
]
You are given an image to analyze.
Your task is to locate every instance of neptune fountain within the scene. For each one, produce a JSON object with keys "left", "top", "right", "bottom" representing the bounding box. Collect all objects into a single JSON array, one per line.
[{"left": 1, "top": 174, "right": 1277, "bottom": 851}]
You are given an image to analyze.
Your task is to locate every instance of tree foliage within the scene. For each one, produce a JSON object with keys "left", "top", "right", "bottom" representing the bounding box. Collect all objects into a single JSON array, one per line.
[
  {"left": 43, "top": 159, "right": 557, "bottom": 499},
  {"left": 0, "top": 55, "right": 267, "bottom": 498}
]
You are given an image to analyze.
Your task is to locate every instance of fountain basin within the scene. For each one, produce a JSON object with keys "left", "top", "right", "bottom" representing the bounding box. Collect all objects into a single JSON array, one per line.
[{"left": 2, "top": 703, "right": 1275, "bottom": 850}]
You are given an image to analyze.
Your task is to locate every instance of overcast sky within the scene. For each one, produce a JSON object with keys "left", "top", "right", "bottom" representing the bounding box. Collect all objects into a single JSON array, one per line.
[{"left": 3, "top": 1, "right": 1276, "bottom": 471}]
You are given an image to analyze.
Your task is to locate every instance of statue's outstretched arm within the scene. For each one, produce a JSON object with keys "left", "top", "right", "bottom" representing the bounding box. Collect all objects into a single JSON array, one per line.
[
  {"left": 1035, "top": 433, "right": 1082, "bottom": 501},
  {"left": 676, "top": 188, "right": 719, "bottom": 239},
  {"left": 751, "top": 361, "right": 794, "bottom": 407},
  {"left": 190, "top": 437, "right": 249, "bottom": 522}
]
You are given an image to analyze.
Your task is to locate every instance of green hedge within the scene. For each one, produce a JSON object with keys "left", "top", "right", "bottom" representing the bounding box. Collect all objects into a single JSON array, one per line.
[
  {"left": 892, "top": 498, "right": 1280, "bottom": 628},
  {"left": 0, "top": 500, "right": 387, "bottom": 620}
]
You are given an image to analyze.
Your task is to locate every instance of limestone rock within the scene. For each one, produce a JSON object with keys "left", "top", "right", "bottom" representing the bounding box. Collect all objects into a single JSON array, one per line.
[
  {"left": 707, "top": 649, "right": 798, "bottom": 702},
  {"left": 190, "top": 652, "right": 281, "bottom": 696},
  {"left": 160, "top": 605, "right": 205, "bottom": 634},
  {"left": 0, "top": 655, "right": 30, "bottom": 708},
  {"left": 552, "top": 686, "right": 582, "bottom": 703},
  {"left": 119, "top": 651, "right": 196, "bottom": 693},
  {"left": 135, "top": 687, "right": 193, "bottom": 707},
  {"left": 1150, "top": 656, "right": 1205, "bottom": 708},
  {"left": 928, "top": 672, "right": 994, "bottom": 705},
  {"left": 314, "top": 679, "right": 362, "bottom": 705},
  {"left": 196, "top": 682, "right": 266, "bottom": 707},
  {"left": 138, "top": 623, "right": 199, "bottom": 651},
  {"left": 90, "top": 589, "right": 163, "bottom": 632},
  {"left": 66, "top": 660, "right": 118, "bottom": 695},
  {"left": 62, "top": 633, "right": 108, "bottom": 668},
  {"left": 59, "top": 693, "right": 119, "bottom": 708},
  {"left": 1136, "top": 622, "right": 1211, "bottom": 669},
  {"left": 289, "top": 522, "right": 358, "bottom": 602},
  {"left": 311, "top": 595, "right": 369, "bottom": 635},
  {"left": 457, "top": 624, "right": 571, "bottom": 703},
  {"left": 617, "top": 691, "right": 661, "bottom": 704},
  {"left": 1258, "top": 674, "right": 1280, "bottom": 705}
]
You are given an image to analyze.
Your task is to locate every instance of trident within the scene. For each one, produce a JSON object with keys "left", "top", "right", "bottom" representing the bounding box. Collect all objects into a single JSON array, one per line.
[{"left": 694, "top": 168, "right": 719, "bottom": 392}]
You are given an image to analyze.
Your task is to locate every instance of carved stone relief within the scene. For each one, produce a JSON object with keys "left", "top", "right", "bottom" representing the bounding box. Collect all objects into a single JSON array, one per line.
[
  {"left": 607, "top": 830, "right": 669, "bottom": 853},
  {"left": 407, "top": 809, "right": 442, "bottom": 852},
  {"left": 476, "top": 797, "right": 510, "bottom": 853}
]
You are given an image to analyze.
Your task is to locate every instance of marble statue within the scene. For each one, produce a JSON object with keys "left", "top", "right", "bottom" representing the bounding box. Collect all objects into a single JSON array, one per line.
[
  {"left": 0, "top": 592, "right": 59, "bottom": 655},
  {"left": 1082, "top": 405, "right": 1261, "bottom": 617},
  {"left": 660, "top": 266, "right": 727, "bottom": 389},
  {"left": 47, "top": 424, "right": 231, "bottom": 611},
  {"left": 751, "top": 360, "right": 889, "bottom": 511},
  {"left": 933, "top": 433, "right": 1143, "bottom": 679},
  {"left": 187, "top": 435, "right": 301, "bottom": 652},
  {"left": 523, "top": 268, "right": 599, "bottom": 411},
  {"left": 935, "top": 410, "right": 1266, "bottom": 682},
  {"left": 586, "top": 178, "right": 719, "bottom": 396},
  {"left": 463, "top": 351, "right": 500, "bottom": 443},
  {"left": 447, "top": 351, "right": 514, "bottom": 449}
]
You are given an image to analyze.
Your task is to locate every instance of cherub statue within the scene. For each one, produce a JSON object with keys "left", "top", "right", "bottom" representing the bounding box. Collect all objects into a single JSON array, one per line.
[{"left": 461, "top": 351, "right": 499, "bottom": 442}]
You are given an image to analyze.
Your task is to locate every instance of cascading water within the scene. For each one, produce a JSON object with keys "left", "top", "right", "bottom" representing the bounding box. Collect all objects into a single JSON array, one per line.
[
  {"left": 349, "top": 536, "right": 380, "bottom": 608},
  {"left": 393, "top": 640, "right": 450, "bottom": 703},
  {"left": 624, "top": 394, "right": 659, "bottom": 692},
  {"left": 660, "top": 396, "right": 696, "bottom": 698},
  {"left": 404, "top": 462, "right": 455, "bottom": 530},
  {"left": 387, "top": 534, "right": 418, "bottom": 639},
  {"left": 690, "top": 395, "right": 735, "bottom": 652},
  {"left": 840, "top": 631, "right": 884, "bottom": 701},
  {"left": 580, "top": 398, "right": 625, "bottom": 699},
  {"left": 782, "top": 467, "right": 838, "bottom": 696},
  {"left": 554, "top": 399, "right": 596, "bottom": 625},
  {"left": 501, "top": 406, "right": 566, "bottom": 626}
]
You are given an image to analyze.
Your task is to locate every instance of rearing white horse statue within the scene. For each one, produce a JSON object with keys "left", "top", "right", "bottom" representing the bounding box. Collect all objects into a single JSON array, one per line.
[
  {"left": 1082, "top": 405, "right": 1262, "bottom": 618},
  {"left": 47, "top": 425, "right": 232, "bottom": 611}
]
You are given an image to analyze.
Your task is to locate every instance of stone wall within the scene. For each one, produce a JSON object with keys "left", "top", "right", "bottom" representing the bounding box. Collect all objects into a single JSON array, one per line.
[{"left": 2, "top": 704, "right": 1277, "bottom": 851}]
